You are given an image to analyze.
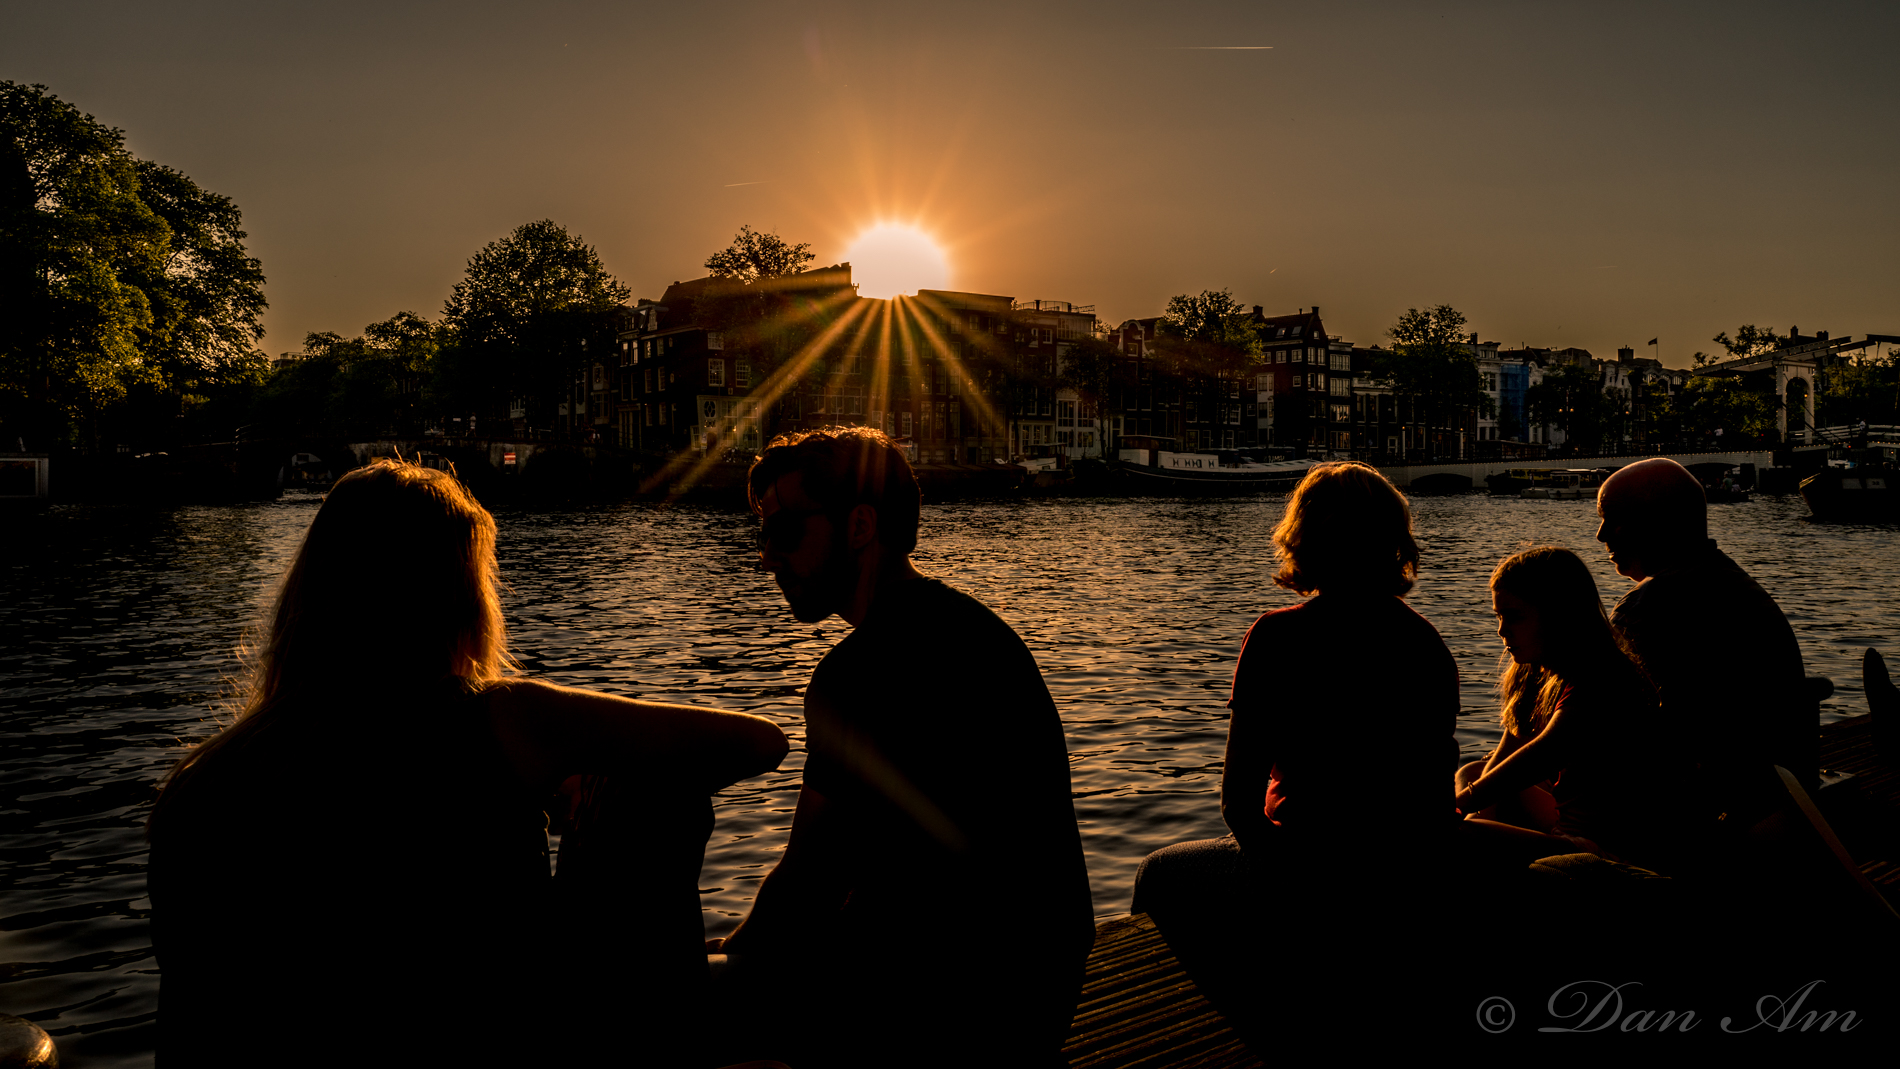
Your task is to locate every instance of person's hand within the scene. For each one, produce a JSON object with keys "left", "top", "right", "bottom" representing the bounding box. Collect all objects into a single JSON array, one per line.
[{"left": 1453, "top": 786, "right": 1478, "bottom": 816}]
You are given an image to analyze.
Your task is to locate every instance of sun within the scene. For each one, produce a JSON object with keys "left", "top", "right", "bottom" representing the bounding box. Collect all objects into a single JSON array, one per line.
[{"left": 842, "top": 224, "right": 949, "bottom": 299}]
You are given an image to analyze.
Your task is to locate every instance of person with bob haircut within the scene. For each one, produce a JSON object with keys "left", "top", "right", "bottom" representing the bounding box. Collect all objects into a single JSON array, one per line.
[
  {"left": 1454, "top": 546, "right": 1678, "bottom": 869},
  {"left": 1130, "top": 461, "right": 1459, "bottom": 1047},
  {"left": 145, "top": 459, "right": 788, "bottom": 1067}
]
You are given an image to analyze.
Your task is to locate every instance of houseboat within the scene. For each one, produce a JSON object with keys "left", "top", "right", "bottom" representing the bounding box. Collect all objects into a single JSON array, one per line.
[{"left": 1110, "top": 447, "right": 1317, "bottom": 493}]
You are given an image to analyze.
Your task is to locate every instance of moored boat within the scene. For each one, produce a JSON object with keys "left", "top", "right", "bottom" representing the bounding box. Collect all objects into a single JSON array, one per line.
[
  {"left": 1109, "top": 447, "right": 1318, "bottom": 493},
  {"left": 1800, "top": 463, "right": 1899, "bottom": 523},
  {"left": 1518, "top": 468, "right": 1610, "bottom": 500}
]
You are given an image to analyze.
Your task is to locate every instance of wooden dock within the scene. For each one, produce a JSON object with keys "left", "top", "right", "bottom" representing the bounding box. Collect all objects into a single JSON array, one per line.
[
  {"left": 1061, "top": 913, "right": 1258, "bottom": 1069},
  {"left": 1063, "top": 711, "right": 1898, "bottom": 1067}
]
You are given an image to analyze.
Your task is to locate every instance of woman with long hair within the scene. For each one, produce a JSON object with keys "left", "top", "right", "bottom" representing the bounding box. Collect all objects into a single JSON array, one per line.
[
  {"left": 146, "top": 460, "right": 787, "bottom": 1066},
  {"left": 1453, "top": 545, "right": 1664, "bottom": 866},
  {"left": 1130, "top": 462, "right": 1460, "bottom": 1045}
]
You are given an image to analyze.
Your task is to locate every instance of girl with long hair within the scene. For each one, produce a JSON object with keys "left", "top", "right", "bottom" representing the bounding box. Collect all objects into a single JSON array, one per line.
[
  {"left": 1454, "top": 545, "right": 1663, "bottom": 865},
  {"left": 146, "top": 460, "right": 787, "bottom": 1066}
]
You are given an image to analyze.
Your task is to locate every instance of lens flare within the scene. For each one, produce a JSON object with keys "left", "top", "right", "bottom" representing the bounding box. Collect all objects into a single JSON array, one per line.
[{"left": 842, "top": 224, "right": 949, "bottom": 299}]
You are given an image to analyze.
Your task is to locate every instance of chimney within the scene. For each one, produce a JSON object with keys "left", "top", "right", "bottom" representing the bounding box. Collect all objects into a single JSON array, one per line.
[
  {"left": 1470, "top": 333, "right": 1479, "bottom": 344},
  {"left": 1310, "top": 305, "right": 1319, "bottom": 316},
  {"left": 1253, "top": 305, "right": 1263, "bottom": 316},
  {"left": 1818, "top": 330, "right": 1829, "bottom": 341},
  {"left": 1617, "top": 346, "right": 1634, "bottom": 363}
]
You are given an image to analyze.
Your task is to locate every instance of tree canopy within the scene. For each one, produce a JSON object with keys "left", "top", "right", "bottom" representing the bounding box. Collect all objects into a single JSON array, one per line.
[
  {"left": 0, "top": 81, "right": 267, "bottom": 449},
  {"left": 443, "top": 219, "right": 628, "bottom": 346},
  {"left": 1153, "top": 289, "right": 1262, "bottom": 375},
  {"left": 1711, "top": 324, "right": 1784, "bottom": 361},
  {"left": 440, "top": 220, "right": 628, "bottom": 423},
  {"left": 1367, "top": 304, "right": 1495, "bottom": 453},
  {"left": 703, "top": 224, "right": 814, "bottom": 283}
]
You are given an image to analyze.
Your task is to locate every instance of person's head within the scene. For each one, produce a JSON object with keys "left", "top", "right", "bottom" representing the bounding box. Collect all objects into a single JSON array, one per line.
[
  {"left": 1272, "top": 461, "right": 1420, "bottom": 597},
  {"left": 1489, "top": 546, "right": 1629, "bottom": 734},
  {"left": 1595, "top": 458, "right": 1707, "bottom": 581},
  {"left": 262, "top": 459, "right": 509, "bottom": 691},
  {"left": 152, "top": 460, "right": 509, "bottom": 833},
  {"left": 1490, "top": 547, "right": 1614, "bottom": 671},
  {"left": 747, "top": 426, "right": 920, "bottom": 623}
]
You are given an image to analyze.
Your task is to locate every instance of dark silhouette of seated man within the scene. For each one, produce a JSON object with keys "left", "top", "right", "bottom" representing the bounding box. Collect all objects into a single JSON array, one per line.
[
  {"left": 1596, "top": 458, "right": 1815, "bottom": 827},
  {"left": 713, "top": 427, "right": 1093, "bottom": 1067}
]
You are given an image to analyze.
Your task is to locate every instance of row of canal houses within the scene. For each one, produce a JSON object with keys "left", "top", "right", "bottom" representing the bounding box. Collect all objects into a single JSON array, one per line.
[{"left": 566, "top": 263, "right": 1692, "bottom": 468}]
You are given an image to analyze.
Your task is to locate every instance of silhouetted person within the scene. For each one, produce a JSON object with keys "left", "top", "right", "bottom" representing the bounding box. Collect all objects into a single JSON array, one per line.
[
  {"left": 1596, "top": 457, "right": 1814, "bottom": 824},
  {"left": 712, "top": 427, "right": 1092, "bottom": 1068},
  {"left": 146, "top": 460, "right": 786, "bottom": 1067},
  {"left": 1131, "top": 462, "right": 1458, "bottom": 1046},
  {"left": 1455, "top": 547, "right": 1687, "bottom": 870}
]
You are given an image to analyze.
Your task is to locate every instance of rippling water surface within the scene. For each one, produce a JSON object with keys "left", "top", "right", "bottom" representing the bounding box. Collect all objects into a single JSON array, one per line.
[{"left": 4, "top": 491, "right": 1897, "bottom": 1066}]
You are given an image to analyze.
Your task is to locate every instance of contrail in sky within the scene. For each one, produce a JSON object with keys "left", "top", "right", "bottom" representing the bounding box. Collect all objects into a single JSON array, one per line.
[{"left": 724, "top": 181, "right": 769, "bottom": 187}]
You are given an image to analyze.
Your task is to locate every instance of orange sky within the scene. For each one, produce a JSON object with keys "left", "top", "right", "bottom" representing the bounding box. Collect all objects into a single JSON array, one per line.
[{"left": 8, "top": 0, "right": 1897, "bottom": 364}]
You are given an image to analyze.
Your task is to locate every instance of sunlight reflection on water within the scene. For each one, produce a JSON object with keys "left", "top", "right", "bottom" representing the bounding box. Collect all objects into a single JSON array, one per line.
[{"left": 2, "top": 491, "right": 1896, "bottom": 1066}]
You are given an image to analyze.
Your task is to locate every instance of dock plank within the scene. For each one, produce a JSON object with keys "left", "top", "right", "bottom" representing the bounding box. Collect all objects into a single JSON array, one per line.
[{"left": 1063, "top": 914, "right": 1261, "bottom": 1069}]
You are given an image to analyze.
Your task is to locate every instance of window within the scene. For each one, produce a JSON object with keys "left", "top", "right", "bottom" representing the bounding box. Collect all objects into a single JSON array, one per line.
[
  {"left": 902, "top": 410, "right": 913, "bottom": 437},
  {"left": 1295, "top": 349, "right": 1305, "bottom": 364},
  {"left": 707, "top": 359, "right": 725, "bottom": 387},
  {"left": 1058, "top": 400, "right": 1076, "bottom": 427},
  {"left": 735, "top": 361, "right": 751, "bottom": 388},
  {"left": 644, "top": 368, "right": 655, "bottom": 394},
  {"left": 707, "top": 331, "right": 725, "bottom": 350},
  {"left": 1330, "top": 378, "right": 1350, "bottom": 397},
  {"left": 1042, "top": 328, "right": 1054, "bottom": 343}
]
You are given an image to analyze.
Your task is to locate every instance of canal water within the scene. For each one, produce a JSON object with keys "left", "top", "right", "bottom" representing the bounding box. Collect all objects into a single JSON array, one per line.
[{"left": 3, "top": 491, "right": 1897, "bottom": 1066}]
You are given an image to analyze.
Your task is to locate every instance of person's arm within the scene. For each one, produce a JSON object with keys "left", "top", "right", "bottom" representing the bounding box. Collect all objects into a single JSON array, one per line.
[
  {"left": 483, "top": 678, "right": 788, "bottom": 794},
  {"left": 1456, "top": 706, "right": 1573, "bottom": 815},
  {"left": 715, "top": 784, "right": 850, "bottom": 959},
  {"left": 1220, "top": 706, "right": 1275, "bottom": 852},
  {"left": 1220, "top": 619, "right": 1278, "bottom": 852}
]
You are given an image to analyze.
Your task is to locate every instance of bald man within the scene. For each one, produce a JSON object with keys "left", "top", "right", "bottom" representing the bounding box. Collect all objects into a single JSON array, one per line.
[{"left": 1596, "top": 458, "right": 1815, "bottom": 828}]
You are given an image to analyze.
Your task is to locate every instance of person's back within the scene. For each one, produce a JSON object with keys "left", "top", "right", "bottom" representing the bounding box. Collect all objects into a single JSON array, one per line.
[
  {"left": 804, "top": 576, "right": 1092, "bottom": 1038},
  {"left": 1611, "top": 541, "right": 1810, "bottom": 792},
  {"left": 150, "top": 684, "right": 553, "bottom": 1065},
  {"left": 1230, "top": 592, "right": 1456, "bottom": 844}
]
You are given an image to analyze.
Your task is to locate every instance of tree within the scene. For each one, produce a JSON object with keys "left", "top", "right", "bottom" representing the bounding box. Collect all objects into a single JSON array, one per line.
[
  {"left": 1155, "top": 289, "right": 1263, "bottom": 359},
  {"left": 440, "top": 220, "right": 629, "bottom": 429},
  {"left": 703, "top": 224, "right": 814, "bottom": 283},
  {"left": 1711, "top": 324, "right": 1784, "bottom": 361},
  {"left": 129, "top": 162, "right": 268, "bottom": 398},
  {"left": 1527, "top": 361, "right": 1610, "bottom": 453},
  {"left": 1148, "top": 290, "right": 1264, "bottom": 448},
  {"left": 0, "top": 82, "right": 268, "bottom": 450},
  {"left": 1, "top": 82, "right": 169, "bottom": 448},
  {"left": 1662, "top": 374, "right": 1774, "bottom": 442},
  {"left": 1367, "top": 304, "right": 1494, "bottom": 459}
]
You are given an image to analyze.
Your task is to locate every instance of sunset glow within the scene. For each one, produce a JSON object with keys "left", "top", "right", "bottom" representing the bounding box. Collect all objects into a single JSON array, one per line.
[{"left": 843, "top": 224, "right": 949, "bottom": 299}]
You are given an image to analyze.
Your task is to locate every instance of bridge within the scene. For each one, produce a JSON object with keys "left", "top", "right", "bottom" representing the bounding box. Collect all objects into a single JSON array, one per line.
[{"left": 1375, "top": 448, "right": 1777, "bottom": 489}]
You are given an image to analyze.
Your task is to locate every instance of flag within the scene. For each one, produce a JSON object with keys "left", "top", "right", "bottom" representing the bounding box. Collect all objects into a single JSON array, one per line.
[{"left": 1647, "top": 338, "right": 1658, "bottom": 346}]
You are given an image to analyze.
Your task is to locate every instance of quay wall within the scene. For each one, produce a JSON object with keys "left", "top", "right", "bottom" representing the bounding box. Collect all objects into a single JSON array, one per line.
[{"left": 1375, "top": 449, "right": 1779, "bottom": 489}]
